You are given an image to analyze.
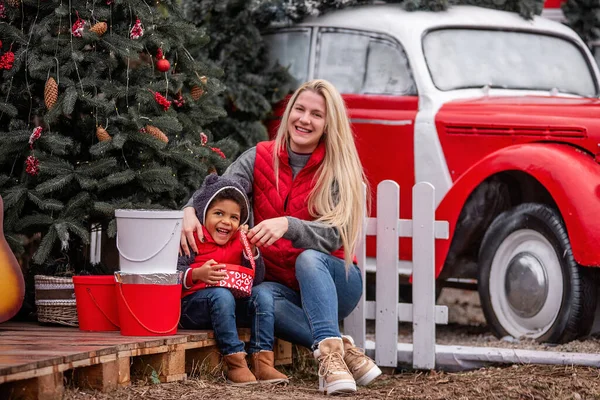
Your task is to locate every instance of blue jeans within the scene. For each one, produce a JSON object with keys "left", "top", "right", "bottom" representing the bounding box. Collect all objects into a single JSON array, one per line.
[
  {"left": 249, "top": 250, "right": 363, "bottom": 349},
  {"left": 179, "top": 286, "right": 275, "bottom": 355}
]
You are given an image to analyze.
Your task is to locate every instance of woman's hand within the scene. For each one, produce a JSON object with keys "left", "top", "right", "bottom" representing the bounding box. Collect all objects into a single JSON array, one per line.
[
  {"left": 180, "top": 207, "right": 203, "bottom": 256},
  {"left": 239, "top": 224, "right": 257, "bottom": 255},
  {"left": 192, "top": 259, "right": 228, "bottom": 285},
  {"left": 247, "top": 217, "right": 288, "bottom": 247}
]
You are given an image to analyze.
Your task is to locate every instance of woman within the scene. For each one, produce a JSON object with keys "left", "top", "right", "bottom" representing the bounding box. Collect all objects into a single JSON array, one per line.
[{"left": 181, "top": 79, "right": 381, "bottom": 395}]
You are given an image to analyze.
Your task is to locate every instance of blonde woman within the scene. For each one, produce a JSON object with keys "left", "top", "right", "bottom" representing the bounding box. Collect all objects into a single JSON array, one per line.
[{"left": 181, "top": 79, "right": 381, "bottom": 395}]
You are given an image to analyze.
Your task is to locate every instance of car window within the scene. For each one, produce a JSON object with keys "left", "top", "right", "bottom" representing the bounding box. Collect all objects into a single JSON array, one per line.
[
  {"left": 315, "top": 29, "right": 417, "bottom": 95},
  {"left": 423, "top": 28, "right": 597, "bottom": 97},
  {"left": 264, "top": 29, "right": 311, "bottom": 85}
]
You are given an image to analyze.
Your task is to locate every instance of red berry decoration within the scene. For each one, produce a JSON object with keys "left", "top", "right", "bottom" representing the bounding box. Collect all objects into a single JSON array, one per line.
[{"left": 25, "top": 155, "right": 40, "bottom": 176}]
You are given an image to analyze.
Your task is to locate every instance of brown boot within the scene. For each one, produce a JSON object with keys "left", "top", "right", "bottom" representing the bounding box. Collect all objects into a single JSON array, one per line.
[
  {"left": 223, "top": 352, "right": 257, "bottom": 386},
  {"left": 342, "top": 335, "right": 381, "bottom": 386},
  {"left": 250, "top": 351, "right": 289, "bottom": 384},
  {"left": 313, "top": 337, "right": 356, "bottom": 395}
]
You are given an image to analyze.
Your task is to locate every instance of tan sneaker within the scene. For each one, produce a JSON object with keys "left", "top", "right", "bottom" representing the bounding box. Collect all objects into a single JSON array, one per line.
[
  {"left": 250, "top": 351, "right": 289, "bottom": 384},
  {"left": 223, "top": 352, "right": 257, "bottom": 386},
  {"left": 342, "top": 335, "right": 382, "bottom": 386},
  {"left": 313, "top": 337, "right": 357, "bottom": 395}
]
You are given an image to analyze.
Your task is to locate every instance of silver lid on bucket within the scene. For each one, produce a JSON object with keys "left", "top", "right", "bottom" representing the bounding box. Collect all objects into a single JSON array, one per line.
[{"left": 114, "top": 271, "right": 182, "bottom": 285}]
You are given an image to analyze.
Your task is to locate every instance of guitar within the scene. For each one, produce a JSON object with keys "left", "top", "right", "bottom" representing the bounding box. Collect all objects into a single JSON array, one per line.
[{"left": 0, "top": 195, "right": 25, "bottom": 323}]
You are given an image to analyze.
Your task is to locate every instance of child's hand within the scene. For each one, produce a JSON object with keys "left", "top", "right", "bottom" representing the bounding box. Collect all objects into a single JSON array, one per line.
[{"left": 192, "top": 259, "right": 228, "bottom": 285}]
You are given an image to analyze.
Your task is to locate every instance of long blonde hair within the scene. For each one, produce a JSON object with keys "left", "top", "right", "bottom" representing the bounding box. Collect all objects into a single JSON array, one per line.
[{"left": 274, "top": 79, "right": 369, "bottom": 266}]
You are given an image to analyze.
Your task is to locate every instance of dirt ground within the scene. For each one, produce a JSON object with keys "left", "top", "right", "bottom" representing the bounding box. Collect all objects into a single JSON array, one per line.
[
  {"left": 64, "top": 364, "right": 600, "bottom": 400},
  {"left": 62, "top": 288, "right": 600, "bottom": 399}
]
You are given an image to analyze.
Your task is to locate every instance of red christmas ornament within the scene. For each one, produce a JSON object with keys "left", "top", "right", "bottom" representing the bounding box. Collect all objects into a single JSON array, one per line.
[
  {"left": 173, "top": 92, "right": 184, "bottom": 108},
  {"left": 0, "top": 51, "right": 14, "bottom": 70},
  {"left": 200, "top": 132, "right": 208, "bottom": 146},
  {"left": 210, "top": 147, "right": 226, "bottom": 159},
  {"left": 152, "top": 91, "right": 171, "bottom": 111},
  {"left": 155, "top": 48, "right": 170, "bottom": 72},
  {"left": 0, "top": 2, "right": 5, "bottom": 19},
  {"left": 106, "top": 0, "right": 112, "bottom": 4},
  {"left": 29, "top": 126, "right": 42, "bottom": 148},
  {"left": 25, "top": 155, "right": 40, "bottom": 176},
  {"left": 71, "top": 12, "right": 86, "bottom": 37},
  {"left": 130, "top": 18, "right": 143, "bottom": 40}
]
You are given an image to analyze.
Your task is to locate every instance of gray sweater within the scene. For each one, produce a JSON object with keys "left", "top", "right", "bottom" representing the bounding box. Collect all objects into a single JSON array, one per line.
[{"left": 185, "top": 147, "right": 342, "bottom": 253}]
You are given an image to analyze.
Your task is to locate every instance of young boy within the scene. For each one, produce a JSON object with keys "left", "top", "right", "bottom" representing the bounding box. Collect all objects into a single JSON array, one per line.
[{"left": 177, "top": 174, "right": 288, "bottom": 386}]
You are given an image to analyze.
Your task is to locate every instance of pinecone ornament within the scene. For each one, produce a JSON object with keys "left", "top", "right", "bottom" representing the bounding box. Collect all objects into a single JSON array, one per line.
[
  {"left": 7, "top": 0, "right": 19, "bottom": 8},
  {"left": 191, "top": 86, "right": 204, "bottom": 101},
  {"left": 44, "top": 77, "right": 58, "bottom": 110},
  {"left": 96, "top": 126, "right": 111, "bottom": 142},
  {"left": 90, "top": 22, "right": 107, "bottom": 36},
  {"left": 145, "top": 125, "right": 168, "bottom": 143}
]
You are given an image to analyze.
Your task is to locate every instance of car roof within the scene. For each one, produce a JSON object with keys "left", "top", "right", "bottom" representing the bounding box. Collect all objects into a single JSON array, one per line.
[{"left": 293, "top": 4, "right": 580, "bottom": 42}]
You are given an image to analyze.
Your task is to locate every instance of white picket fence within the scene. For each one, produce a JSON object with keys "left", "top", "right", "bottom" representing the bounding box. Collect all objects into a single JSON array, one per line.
[{"left": 343, "top": 180, "right": 450, "bottom": 370}]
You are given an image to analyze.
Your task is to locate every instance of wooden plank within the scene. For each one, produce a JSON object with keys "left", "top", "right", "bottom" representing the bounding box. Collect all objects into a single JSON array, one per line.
[
  {"left": 1, "top": 371, "right": 64, "bottom": 400},
  {"left": 375, "top": 180, "right": 400, "bottom": 368},
  {"left": 412, "top": 182, "right": 436, "bottom": 370},
  {"left": 117, "top": 357, "right": 131, "bottom": 387},
  {"left": 73, "top": 359, "right": 119, "bottom": 392},
  {"left": 185, "top": 346, "right": 220, "bottom": 377},
  {"left": 131, "top": 345, "right": 186, "bottom": 384},
  {"left": 274, "top": 339, "right": 293, "bottom": 366},
  {"left": 343, "top": 183, "right": 368, "bottom": 349}
]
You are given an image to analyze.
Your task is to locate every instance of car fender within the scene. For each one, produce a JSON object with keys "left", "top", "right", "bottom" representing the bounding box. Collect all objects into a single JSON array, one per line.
[{"left": 436, "top": 142, "right": 600, "bottom": 277}]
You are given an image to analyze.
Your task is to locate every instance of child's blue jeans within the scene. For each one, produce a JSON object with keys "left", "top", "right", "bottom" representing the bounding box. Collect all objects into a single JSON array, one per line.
[{"left": 179, "top": 286, "right": 274, "bottom": 355}]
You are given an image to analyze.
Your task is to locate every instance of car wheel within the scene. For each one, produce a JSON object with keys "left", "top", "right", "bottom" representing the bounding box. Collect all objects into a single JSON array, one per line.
[{"left": 478, "top": 203, "right": 596, "bottom": 343}]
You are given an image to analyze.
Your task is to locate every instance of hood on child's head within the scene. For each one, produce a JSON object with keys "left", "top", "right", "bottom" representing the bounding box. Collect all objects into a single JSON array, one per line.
[{"left": 193, "top": 173, "right": 250, "bottom": 226}]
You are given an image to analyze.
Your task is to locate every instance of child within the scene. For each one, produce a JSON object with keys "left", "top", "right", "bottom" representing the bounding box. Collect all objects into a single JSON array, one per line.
[{"left": 177, "top": 174, "right": 288, "bottom": 386}]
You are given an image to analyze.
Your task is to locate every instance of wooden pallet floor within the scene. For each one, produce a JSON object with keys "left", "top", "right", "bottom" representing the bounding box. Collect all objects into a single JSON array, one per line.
[{"left": 0, "top": 322, "right": 292, "bottom": 400}]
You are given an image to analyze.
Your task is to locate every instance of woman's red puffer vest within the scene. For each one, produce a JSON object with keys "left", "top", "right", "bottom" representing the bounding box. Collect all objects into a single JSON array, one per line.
[{"left": 253, "top": 140, "right": 345, "bottom": 290}]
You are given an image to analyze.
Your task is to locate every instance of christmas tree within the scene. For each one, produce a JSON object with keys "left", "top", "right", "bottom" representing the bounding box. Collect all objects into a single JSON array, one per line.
[
  {"left": 181, "top": 0, "right": 294, "bottom": 150},
  {"left": 563, "top": 0, "right": 600, "bottom": 46},
  {"left": 0, "top": 0, "right": 230, "bottom": 271}
]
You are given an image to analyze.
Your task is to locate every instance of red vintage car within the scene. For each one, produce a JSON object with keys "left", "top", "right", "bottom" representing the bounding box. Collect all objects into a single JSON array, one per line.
[{"left": 264, "top": 4, "right": 600, "bottom": 343}]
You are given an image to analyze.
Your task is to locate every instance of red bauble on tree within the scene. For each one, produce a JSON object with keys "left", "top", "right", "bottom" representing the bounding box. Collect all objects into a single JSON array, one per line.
[{"left": 155, "top": 48, "right": 170, "bottom": 73}]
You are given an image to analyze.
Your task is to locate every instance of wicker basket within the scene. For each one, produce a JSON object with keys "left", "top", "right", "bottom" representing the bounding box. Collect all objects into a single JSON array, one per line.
[{"left": 34, "top": 275, "right": 78, "bottom": 327}]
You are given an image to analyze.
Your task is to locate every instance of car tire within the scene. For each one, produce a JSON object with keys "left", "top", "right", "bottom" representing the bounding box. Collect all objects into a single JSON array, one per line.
[{"left": 478, "top": 203, "right": 596, "bottom": 343}]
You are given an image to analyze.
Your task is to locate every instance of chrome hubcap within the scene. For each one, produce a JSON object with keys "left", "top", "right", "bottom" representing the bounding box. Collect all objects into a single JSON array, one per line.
[{"left": 505, "top": 252, "right": 548, "bottom": 318}]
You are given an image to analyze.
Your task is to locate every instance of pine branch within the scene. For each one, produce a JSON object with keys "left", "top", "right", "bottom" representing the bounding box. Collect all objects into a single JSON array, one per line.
[
  {"left": 76, "top": 158, "right": 119, "bottom": 177},
  {"left": 64, "top": 219, "right": 90, "bottom": 245},
  {"left": 35, "top": 174, "right": 75, "bottom": 194},
  {"left": 62, "top": 192, "right": 91, "bottom": 216},
  {"left": 27, "top": 192, "right": 65, "bottom": 212},
  {"left": 0, "top": 102, "right": 18, "bottom": 118},
  {"left": 18, "top": 214, "right": 55, "bottom": 230},
  {"left": 97, "top": 170, "right": 137, "bottom": 192},
  {"left": 32, "top": 227, "right": 57, "bottom": 265}
]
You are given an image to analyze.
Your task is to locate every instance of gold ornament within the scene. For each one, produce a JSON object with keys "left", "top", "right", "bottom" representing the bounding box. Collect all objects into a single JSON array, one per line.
[
  {"left": 90, "top": 22, "right": 108, "bottom": 36},
  {"left": 191, "top": 86, "right": 204, "bottom": 101},
  {"left": 44, "top": 77, "right": 58, "bottom": 110},
  {"left": 200, "top": 76, "right": 208, "bottom": 84},
  {"left": 145, "top": 125, "right": 168, "bottom": 143},
  {"left": 96, "top": 126, "right": 111, "bottom": 142},
  {"left": 7, "top": 0, "right": 20, "bottom": 7}
]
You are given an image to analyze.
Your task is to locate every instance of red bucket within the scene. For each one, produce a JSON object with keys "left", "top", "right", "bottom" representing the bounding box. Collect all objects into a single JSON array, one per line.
[
  {"left": 116, "top": 274, "right": 181, "bottom": 336},
  {"left": 73, "top": 275, "right": 119, "bottom": 331}
]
